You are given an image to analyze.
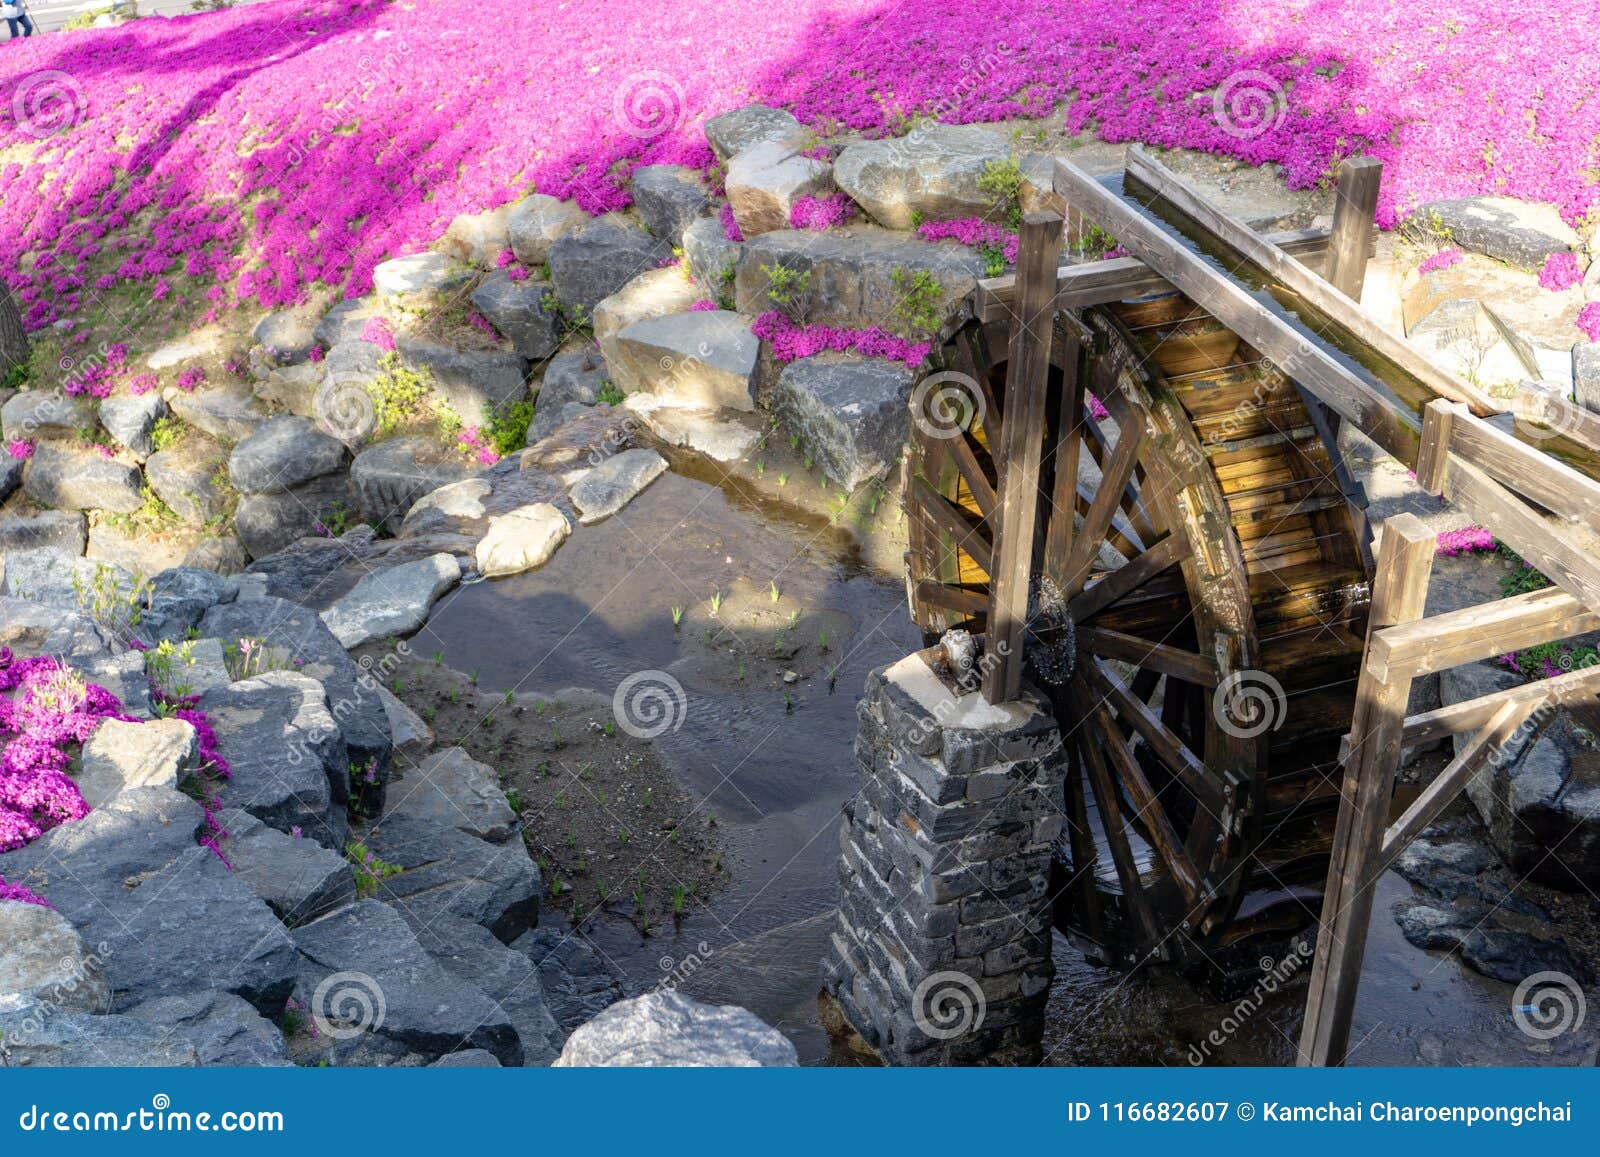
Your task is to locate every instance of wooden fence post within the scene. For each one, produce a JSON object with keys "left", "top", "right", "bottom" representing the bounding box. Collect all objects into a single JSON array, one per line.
[
  {"left": 1324, "top": 156, "right": 1383, "bottom": 301},
  {"left": 1298, "top": 512, "right": 1435, "bottom": 1066},
  {"left": 983, "top": 211, "right": 1064, "bottom": 704}
]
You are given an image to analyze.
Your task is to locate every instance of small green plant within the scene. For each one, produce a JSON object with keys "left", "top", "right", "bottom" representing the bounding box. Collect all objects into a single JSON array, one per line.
[
  {"left": 147, "top": 415, "right": 187, "bottom": 453},
  {"left": 818, "top": 626, "right": 831, "bottom": 651},
  {"left": 778, "top": 472, "right": 790, "bottom": 487},
  {"left": 596, "top": 380, "right": 626, "bottom": 406},
  {"left": 506, "top": 787, "right": 524, "bottom": 815},
  {"left": 890, "top": 266, "right": 945, "bottom": 337},
  {"left": 709, "top": 590, "right": 723, "bottom": 615},
  {"left": 768, "top": 580, "right": 781, "bottom": 603},
  {"left": 787, "top": 610, "right": 799, "bottom": 630},
  {"left": 70, "top": 563, "right": 152, "bottom": 640},
  {"left": 759, "top": 262, "right": 813, "bottom": 325},
  {"left": 977, "top": 155, "right": 1024, "bottom": 227},
  {"left": 670, "top": 884, "right": 688, "bottom": 917},
  {"left": 368, "top": 353, "right": 435, "bottom": 436},
  {"left": 618, "top": 827, "right": 631, "bottom": 847},
  {"left": 224, "top": 636, "right": 286, "bottom": 679},
  {"left": 671, "top": 605, "right": 684, "bottom": 630},
  {"left": 1496, "top": 545, "right": 1551, "bottom": 597},
  {"left": 503, "top": 689, "right": 515, "bottom": 705},
  {"left": 346, "top": 841, "right": 403, "bottom": 899},
  {"left": 484, "top": 398, "right": 537, "bottom": 456}
]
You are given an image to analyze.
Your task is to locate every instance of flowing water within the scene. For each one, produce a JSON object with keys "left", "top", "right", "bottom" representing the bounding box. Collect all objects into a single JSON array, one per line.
[{"left": 423, "top": 465, "right": 1597, "bottom": 1066}]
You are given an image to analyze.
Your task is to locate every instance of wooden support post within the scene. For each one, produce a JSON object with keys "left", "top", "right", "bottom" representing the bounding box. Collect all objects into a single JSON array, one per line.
[
  {"left": 1298, "top": 512, "right": 1436, "bottom": 1067},
  {"left": 983, "top": 211, "right": 1064, "bottom": 704},
  {"left": 1324, "top": 157, "right": 1383, "bottom": 301}
]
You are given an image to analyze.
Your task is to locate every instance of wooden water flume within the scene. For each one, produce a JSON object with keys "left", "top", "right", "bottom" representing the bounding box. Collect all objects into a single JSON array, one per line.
[{"left": 901, "top": 146, "right": 1600, "bottom": 1065}]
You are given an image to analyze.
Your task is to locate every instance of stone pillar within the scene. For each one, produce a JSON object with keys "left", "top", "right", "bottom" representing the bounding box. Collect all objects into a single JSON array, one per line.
[{"left": 823, "top": 647, "right": 1067, "bottom": 1065}]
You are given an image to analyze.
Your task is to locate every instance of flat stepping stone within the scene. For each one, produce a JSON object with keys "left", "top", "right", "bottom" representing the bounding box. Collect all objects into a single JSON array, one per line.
[
  {"left": 475, "top": 501, "right": 570, "bottom": 577},
  {"left": 607, "top": 311, "right": 759, "bottom": 410},
  {"left": 622, "top": 393, "right": 758, "bottom": 462},
  {"left": 320, "top": 551, "right": 460, "bottom": 648},
  {"left": 568, "top": 447, "right": 667, "bottom": 523}
]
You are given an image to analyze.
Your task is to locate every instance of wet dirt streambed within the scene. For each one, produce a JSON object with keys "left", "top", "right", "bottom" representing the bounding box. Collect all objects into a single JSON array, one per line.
[{"left": 415, "top": 465, "right": 1597, "bottom": 1066}]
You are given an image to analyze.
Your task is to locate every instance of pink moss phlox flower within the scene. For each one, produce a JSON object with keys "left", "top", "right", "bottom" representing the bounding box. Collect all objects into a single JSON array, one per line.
[
  {"left": 1578, "top": 302, "right": 1600, "bottom": 343},
  {"left": 1538, "top": 251, "right": 1583, "bottom": 291},
  {"left": 7, "top": 439, "right": 34, "bottom": 460},
  {"left": 307, "top": 345, "right": 326, "bottom": 363},
  {"left": 506, "top": 265, "right": 530, "bottom": 283},
  {"left": 689, "top": 298, "right": 717, "bottom": 311},
  {"left": 127, "top": 373, "right": 159, "bottom": 396},
  {"left": 1087, "top": 393, "right": 1111, "bottom": 421},
  {"left": 917, "top": 218, "right": 1018, "bottom": 265},
  {"left": 751, "top": 311, "right": 931, "bottom": 368},
  {"left": 495, "top": 248, "right": 517, "bottom": 269},
  {"left": 0, "top": 876, "right": 52, "bottom": 908},
  {"left": 174, "top": 367, "right": 206, "bottom": 392},
  {"left": 719, "top": 203, "right": 744, "bottom": 243},
  {"left": 466, "top": 310, "right": 497, "bottom": 337},
  {"left": 1418, "top": 248, "right": 1464, "bottom": 274},
  {"left": 360, "top": 316, "right": 397, "bottom": 352},
  {"left": 457, "top": 425, "right": 500, "bottom": 465},
  {"left": 789, "top": 193, "right": 856, "bottom": 232},
  {"left": 1434, "top": 525, "right": 1497, "bottom": 557}
]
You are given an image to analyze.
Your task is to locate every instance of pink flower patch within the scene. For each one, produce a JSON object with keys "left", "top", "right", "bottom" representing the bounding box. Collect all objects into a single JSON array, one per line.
[
  {"left": 1580, "top": 302, "right": 1600, "bottom": 343},
  {"left": 1418, "top": 248, "right": 1464, "bottom": 274},
  {"left": 360, "top": 317, "right": 397, "bottom": 353},
  {"left": 751, "top": 311, "right": 930, "bottom": 368},
  {"left": 7, "top": 440, "right": 34, "bottom": 460},
  {"left": 175, "top": 367, "right": 206, "bottom": 392},
  {"left": 1435, "top": 525, "right": 1497, "bottom": 556},
  {"left": 789, "top": 193, "right": 856, "bottom": 232},
  {"left": 689, "top": 298, "right": 717, "bottom": 311},
  {"left": 1538, "top": 251, "right": 1583, "bottom": 291},
  {"left": 719, "top": 203, "right": 744, "bottom": 244}
]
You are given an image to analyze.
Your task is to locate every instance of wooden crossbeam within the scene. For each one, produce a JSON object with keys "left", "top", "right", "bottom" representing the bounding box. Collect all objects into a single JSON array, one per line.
[
  {"left": 1368, "top": 584, "right": 1600, "bottom": 682},
  {"left": 1401, "top": 660, "right": 1600, "bottom": 748}
]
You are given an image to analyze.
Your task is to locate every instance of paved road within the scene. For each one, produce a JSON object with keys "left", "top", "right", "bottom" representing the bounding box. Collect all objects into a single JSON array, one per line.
[{"left": 10, "top": 0, "right": 262, "bottom": 36}]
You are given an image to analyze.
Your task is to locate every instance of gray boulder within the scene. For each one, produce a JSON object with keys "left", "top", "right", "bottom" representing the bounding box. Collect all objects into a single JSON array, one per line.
[
  {"left": 184, "top": 533, "right": 250, "bottom": 575},
  {"left": 99, "top": 393, "right": 168, "bottom": 460},
  {"left": 313, "top": 298, "right": 386, "bottom": 350},
  {"left": 438, "top": 205, "right": 513, "bottom": 268},
  {"left": 201, "top": 671, "right": 351, "bottom": 847},
  {"left": 507, "top": 193, "right": 590, "bottom": 266},
  {"left": 1, "top": 389, "right": 94, "bottom": 442},
  {"left": 136, "top": 565, "right": 240, "bottom": 643},
  {"left": 126, "top": 990, "right": 290, "bottom": 1066},
  {"left": 76, "top": 717, "right": 198, "bottom": 810},
  {"left": 594, "top": 267, "right": 703, "bottom": 372},
  {"left": 350, "top": 435, "right": 479, "bottom": 528},
  {"left": 0, "top": 510, "right": 86, "bottom": 555},
  {"left": 475, "top": 502, "right": 570, "bottom": 577},
  {"left": 0, "top": 547, "right": 136, "bottom": 610},
  {"left": 682, "top": 215, "right": 742, "bottom": 301},
  {"left": 470, "top": 273, "right": 562, "bottom": 360},
  {"left": 145, "top": 436, "right": 231, "bottom": 525},
  {"left": 292, "top": 900, "right": 521, "bottom": 1066},
  {"left": 254, "top": 304, "right": 324, "bottom": 365},
  {"left": 168, "top": 382, "right": 268, "bottom": 441},
  {"left": 255, "top": 360, "right": 325, "bottom": 417},
  {"left": 704, "top": 103, "right": 806, "bottom": 160},
  {"left": 773, "top": 353, "right": 914, "bottom": 489},
  {"left": 554, "top": 991, "right": 797, "bottom": 1066},
  {"left": 23, "top": 442, "right": 143, "bottom": 513},
  {"left": 832, "top": 125, "right": 1007, "bottom": 228},
  {"left": 410, "top": 913, "right": 564, "bottom": 1065},
  {"left": 431, "top": 1048, "right": 502, "bottom": 1067},
  {"left": 229, "top": 415, "right": 349, "bottom": 495},
  {"left": 373, "top": 252, "right": 472, "bottom": 303},
  {"left": 394, "top": 337, "right": 528, "bottom": 427},
  {"left": 548, "top": 214, "right": 672, "bottom": 313},
  {"left": 1415, "top": 196, "right": 1580, "bottom": 271},
  {"left": 0, "top": 452, "right": 20, "bottom": 503},
  {"left": 725, "top": 140, "right": 832, "bottom": 237},
  {"left": 607, "top": 311, "right": 759, "bottom": 410},
  {"left": 632, "top": 165, "right": 712, "bottom": 242},
  {"left": 735, "top": 225, "right": 985, "bottom": 333},
  {"left": 0, "top": 900, "right": 112, "bottom": 1013},
  {"left": 362, "top": 813, "right": 540, "bottom": 940},
  {"left": 319, "top": 551, "right": 460, "bottom": 648},
  {"left": 234, "top": 472, "right": 357, "bottom": 559},
  {"left": 218, "top": 808, "right": 356, "bottom": 926},
  {"left": 1575, "top": 343, "right": 1600, "bottom": 414},
  {"left": 513, "top": 926, "right": 624, "bottom": 1033},
  {"left": 387, "top": 746, "right": 517, "bottom": 842},
  {"left": 0, "top": 995, "right": 198, "bottom": 1066},
  {"left": 620, "top": 395, "right": 759, "bottom": 463},
  {"left": 529, "top": 351, "right": 610, "bottom": 442},
  {"left": 85, "top": 521, "right": 201, "bottom": 580},
  {"left": 569, "top": 447, "right": 667, "bottom": 523}
]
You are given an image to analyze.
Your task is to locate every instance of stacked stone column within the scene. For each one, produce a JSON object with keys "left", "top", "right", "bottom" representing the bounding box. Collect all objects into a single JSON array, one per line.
[{"left": 824, "top": 648, "right": 1067, "bottom": 1065}]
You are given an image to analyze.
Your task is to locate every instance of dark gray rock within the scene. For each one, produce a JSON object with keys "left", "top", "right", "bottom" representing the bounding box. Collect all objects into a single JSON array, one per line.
[
  {"left": 1415, "top": 197, "right": 1579, "bottom": 271},
  {"left": 2, "top": 389, "right": 95, "bottom": 442},
  {"left": 548, "top": 214, "right": 672, "bottom": 313},
  {"left": 362, "top": 813, "right": 540, "bottom": 940},
  {"left": 394, "top": 337, "right": 528, "bottom": 427},
  {"left": 773, "top": 353, "right": 914, "bottom": 489},
  {"left": 168, "top": 382, "right": 269, "bottom": 441},
  {"left": 397, "top": 467, "right": 567, "bottom": 540},
  {"left": 254, "top": 304, "right": 324, "bottom": 365},
  {"left": 1, "top": 546, "right": 131, "bottom": 608},
  {"left": 568, "top": 447, "right": 667, "bottom": 523},
  {"left": 632, "top": 165, "right": 712, "bottom": 242},
  {"left": 0, "top": 452, "right": 20, "bottom": 503},
  {"left": 200, "top": 672, "right": 351, "bottom": 848},
  {"left": 145, "top": 437, "right": 231, "bottom": 525},
  {"left": 0, "top": 900, "right": 112, "bottom": 1013},
  {"left": 200, "top": 594, "right": 392, "bottom": 806},
  {"left": 313, "top": 298, "right": 386, "bottom": 351},
  {"left": 292, "top": 900, "right": 521, "bottom": 1066},
  {"left": 126, "top": 990, "right": 290, "bottom": 1066},
  {"left": 234, "top": 472, "right": 357, "bottom": 559},
  {"left": 513, "top": 925, "right": 624, "bottom": 1033},
  {"left": 135, "top": 565, "right": 240, "bottom": 644},
  {"left": 833, "top": 125, "right": 1007, "bottom": 228},
  {"left": 219, "top": 807, "right": 356, "bottom": 925},
  {"left": 319, "top": 551, "right": 460, "bottom": 647},
  {"left": 386, "top": 746, "right": 517, "bottom": 842},
  {"left": 0, "top": 510, "right": 86, "bottom": 555},
  {"left": 410, "top": 914, "right": 563, "bottom": 1065},
  {"left": 350, "top": 436, "right": 478, "bottom": 528},
  {"left": 470, "top": 273, "right": 562, "bottom": 360},
  {"left": 229, "top": 416, "right": 349, "bottom": 495},
  {"left": 99, "top": 393, "right": 168, "bottom": 460},
  {"left": 1393, "top": 898, "right": 1592, "bottom": 984},
  {"left": 682, "top": 215, "right": 742, "bottom": 302},
  {"left": 184, "top": 533, "right": 250, "bottom": 575},
  {"left": 528, "top": 350, "right": 609, "bottom": 442},
  {"left": 23, "top": 442, "right": 143, "bottom": 513},
  {"left": 506, "top": 194, "right": 590, "bottom": 266},
  {"left": 704, "top": 103, "right": 806, "bottom": 161},
  {"left": 554, "top": 991, "right": 798, "bottom": 1066},
  {"left": 735, "top": 226, "right": 985, "bottom": 333},
  {"left": 377, "top": 684, "right": 433, "bottom": 760},
  {"left": 0, "top": 995, "right": 199, "bottom": 1066}
]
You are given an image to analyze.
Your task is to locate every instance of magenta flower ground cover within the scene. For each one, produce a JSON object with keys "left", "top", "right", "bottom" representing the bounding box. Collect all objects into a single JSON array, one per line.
[{"left": 0, "top": 0, "right": 1596, "bottom": 329}]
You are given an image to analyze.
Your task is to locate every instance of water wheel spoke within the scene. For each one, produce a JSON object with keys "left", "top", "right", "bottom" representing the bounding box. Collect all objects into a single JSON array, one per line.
[
  {"left": 1079, "top": 655, "right": 1225, "bottom": 816},
  {"left": 939, "top": 430, "right": 999, "bottom": 522},
  {"left": 1068, "top": 531, "right": 1189, "bottom": 623},
  {"left": 910, "top": 476, "right": 994, "bottom": 574},
  {"left": 1071, "top": 711, "right": 1163, "bottom": 948},
  {"left": 1083, "top": 401, "right": 1158, "bottom": 543},
  {"left": 1064, "top": 417, "right": 1145, "bottom": 593},
  {"left": 1059, "top": 741, "right": 1106, "bottom": 943},
  {"left": 1077, "top": 625, "right": 1220, "bottom": 687},
  {"left": 913, "top": 579, "right": 989, "bottom": 618}
]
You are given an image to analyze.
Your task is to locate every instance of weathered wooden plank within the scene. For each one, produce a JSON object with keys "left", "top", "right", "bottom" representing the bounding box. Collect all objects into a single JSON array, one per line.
[
  {"left": 1079, "top": 655, "right": 1224, "bottom": 813},
  {"left": 1324, "top": 156, "right": 1383, "bottom": 301},
  {"left": 1043, "top": 333, "right": 1085, "bottom": 586},
  {"left": 1121, "top": 146, "right": 1497, "bottom": 418},
  {"left": 1448, "top": 407, "right": 1600, "bottom": 537},
  {"left": 1401, "top": 661, "right": 1600, "bottom": 748},
  {"left": 984, "top": 212, "right": 1064, "bottom": 704},
  {"left": 943, "top": 429, "right": 999, "bottom": 523},
  {"left": 1072, "top": 702, "right": 1164, "bottom": 950},
  {"left": 1068, "top": 532, "right": 1189, "bottom": 623},
  {"left": 1299, "top": 512, "right": 1435, "bottom": 1068},
  {"left": 1414, "top": 399, "right": 1458, "bottom": 496},
  {"left": 1062, "top": 414, "right": 1145, "bottom": 594},
  {"left": 1513, "top": 382, "right": 1600, "bottom": 455},
  {"left": 976, "top": 228, "right": 1345, "bottom": 321},
  {"left": 1370, "top": 584, "right": 1600, "bottom": 682},
  {"left": 1053, "top": 156, "right": 1425, "bottom": 469},
  {"left": 913, "top": 579, "right": 989, "bottom": 618},
  {"left": 1078, "top": 625, "right": 1221, "bottom": 687},
  {"left": 910, "top": 476, "right": 993, "bottom": 574}
]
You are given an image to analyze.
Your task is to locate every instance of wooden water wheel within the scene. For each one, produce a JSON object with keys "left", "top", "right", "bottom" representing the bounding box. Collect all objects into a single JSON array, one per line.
[{"left": 904, "top": 293, "right": 1374, "bottom": 971}]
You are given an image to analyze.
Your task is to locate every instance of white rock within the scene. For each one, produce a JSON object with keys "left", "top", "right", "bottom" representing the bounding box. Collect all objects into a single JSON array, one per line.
[
  {"left": 475, "top": 503, "right": 570, "bottom": 577},
  {"left": 320, "top": 553, "right": 462, "bottom": 648},
  {"left": 0, "top": 901, "right": 112, "bottom": 1013},
  {"left": 554, "top": 991, "right": 798, "bottom": 1067},
  {"left": 75, "top": 718, "right": 198, "bottom": 809},
  {"left": 568, "top": 449, "right": 667, "bottom": 524}
]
